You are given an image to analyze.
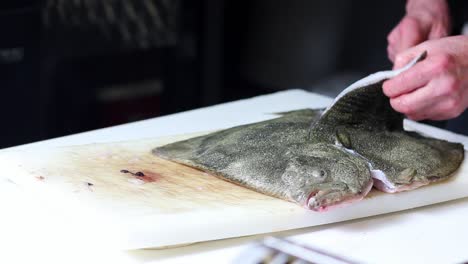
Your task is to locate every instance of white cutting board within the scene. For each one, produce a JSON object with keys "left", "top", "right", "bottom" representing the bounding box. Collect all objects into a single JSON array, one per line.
[{"left": 0, "top": 127, "right": 467, "bottom": 250}]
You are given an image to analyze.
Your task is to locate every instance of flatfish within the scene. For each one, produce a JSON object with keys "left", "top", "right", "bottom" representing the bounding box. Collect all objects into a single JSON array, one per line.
[
  {"left": 311, "top": 51, "right": 464, "bottom": 193},
  {"left": 154, "top": 110, "right": 373, "bottom": 211},
  {"left": 154, "top": 51, "right": 464, "bottom": 210}
]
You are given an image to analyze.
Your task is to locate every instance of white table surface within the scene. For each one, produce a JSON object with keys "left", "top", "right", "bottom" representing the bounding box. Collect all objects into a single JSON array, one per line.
[{"left": 2, "top": 89, "right": 468, "bottom": 264}]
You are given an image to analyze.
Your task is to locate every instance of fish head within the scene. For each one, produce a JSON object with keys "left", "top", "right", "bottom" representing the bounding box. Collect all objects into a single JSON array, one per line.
[{"left": 281, "top": 143, "right": 372, "bottom": 211}]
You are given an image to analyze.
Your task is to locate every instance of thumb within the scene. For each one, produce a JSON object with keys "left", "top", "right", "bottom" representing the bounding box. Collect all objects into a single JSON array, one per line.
[{"left": 393, "top": 43, "right": 428, "bottom": 69}]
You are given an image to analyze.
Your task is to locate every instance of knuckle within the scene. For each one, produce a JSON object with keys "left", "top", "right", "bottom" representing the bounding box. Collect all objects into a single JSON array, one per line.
[
  {"left": 395, "top": 54, "right": 407, "bottom": 65},
  {"left": 405, "top": 16, "right": 419, "bottom": 27},
  {"left": 446, "top": 96, "right": 461, "bottom": 110},
  {"left": 438, "top": 76, "right": 460, "bottom": 96},
  {"left": 445, "top": 76, "right": 460, "bottom": 93},
  {"left": 433, "top": 54, "right": 454, "bottom": 74},
  {"left": 401, "top": 16, "right": 418, "bottom": 32}
]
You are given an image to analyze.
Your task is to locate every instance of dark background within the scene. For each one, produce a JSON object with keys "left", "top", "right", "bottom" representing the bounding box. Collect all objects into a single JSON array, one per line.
[{"left": 0, "top": 0, "right": 466, "bottom": 149}]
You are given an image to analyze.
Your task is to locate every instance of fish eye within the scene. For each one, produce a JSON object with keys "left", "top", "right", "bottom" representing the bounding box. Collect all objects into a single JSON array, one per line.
[
  {"left": 320, "top": 170, "right": 327, "bottom": 177},
  {"left": 311, "top": 169, "right": 327, "bottom": 179}
]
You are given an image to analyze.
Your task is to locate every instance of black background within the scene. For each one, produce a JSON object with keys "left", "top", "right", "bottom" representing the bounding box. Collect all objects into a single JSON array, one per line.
[{"left": 0, "top": 0, "right": 466, "bottom": 148}]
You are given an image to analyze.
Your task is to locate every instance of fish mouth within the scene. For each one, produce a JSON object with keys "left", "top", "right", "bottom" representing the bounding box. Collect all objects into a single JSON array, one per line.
[{"left": 306, "top": 179, "right": 373, "bottom": 212}]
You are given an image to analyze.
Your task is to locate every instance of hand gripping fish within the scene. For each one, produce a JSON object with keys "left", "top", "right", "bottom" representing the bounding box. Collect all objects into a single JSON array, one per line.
[{"left": 310, "top": 51, "right": 464, "bottom": 193}]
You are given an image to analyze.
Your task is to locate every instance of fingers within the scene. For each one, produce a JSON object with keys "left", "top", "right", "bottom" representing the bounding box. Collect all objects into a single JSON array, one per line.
[
  {"left": 386, "top": 34, "right": 468, "bottom": 121},
  {"left": 392, "top": 43, "right": 428, "bottom": 70},
  {"left": 396, "top": 17, "right": 427, "bottom": 53},
  {"left": 385, "top": 53, "right": 457, "bottom": 99},
  {"left": 389, "top": 80, "right": 439, "bottom": 120},
  {"left": 387, "top": 16, "right": 427, "bottom": 63},
  {"left": 389, "top": 75, "right": 464, "bottom": 121},
  {"left": 383, "top": 59, "right": 432, "bottom": 98},
  {"left": 406, "top": 98, "right": 464, "bottom": 121},
  {"left": 426, "top": 78, "right": 465, "bottom": 120}
]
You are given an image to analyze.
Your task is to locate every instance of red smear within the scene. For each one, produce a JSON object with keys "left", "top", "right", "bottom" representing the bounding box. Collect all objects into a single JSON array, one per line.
[
  {"left": 120, "top": 169, "right": 161, "bottom": 183},
  {"left": 138, "top": 171, "right": 161, "bottom": 183},
  {"left": 35, "top": 176, "right": 45, "bottom": 181}
]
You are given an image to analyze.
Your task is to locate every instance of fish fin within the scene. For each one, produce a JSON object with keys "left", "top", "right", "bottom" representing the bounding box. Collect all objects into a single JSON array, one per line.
[
  {"left": 319, "top": 81, "right": 404, "bottom": 130},
  {"left": 311, "top": 51, "right": 426, "bottom": 133},
  {"left": 268, "top": 108, "right": 324, "bottom": 117},
  {"left": 152, "top": 136, "right": 204, "bottom": 161}
]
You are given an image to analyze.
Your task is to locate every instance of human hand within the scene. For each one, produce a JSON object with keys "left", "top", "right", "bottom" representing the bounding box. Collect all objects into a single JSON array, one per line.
[
  {"left": 383, "top": 36, "right": 468, "bottom": 121},
  {"left": 387, "top": 0, "right": 451, "bottom": 62}
]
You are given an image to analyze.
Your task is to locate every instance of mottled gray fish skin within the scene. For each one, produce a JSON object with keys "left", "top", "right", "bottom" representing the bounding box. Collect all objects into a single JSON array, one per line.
[
  {"left": 154, "top": 110, "right": 373, "bottom": 211},
  {"left": 311, "top": 81, "right": 464, "bottom": 193}
]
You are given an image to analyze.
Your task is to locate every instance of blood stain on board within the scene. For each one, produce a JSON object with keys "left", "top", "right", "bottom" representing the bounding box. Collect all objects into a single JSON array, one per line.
[
  {"left": 35, "top": 176, "right": 45, "bottom": 181},
  {"left": 120, "top": 169, "right": 161, "bottom": 183},
  {"left": 139, "top": 171, "right": 161, "bottom": 183}
]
